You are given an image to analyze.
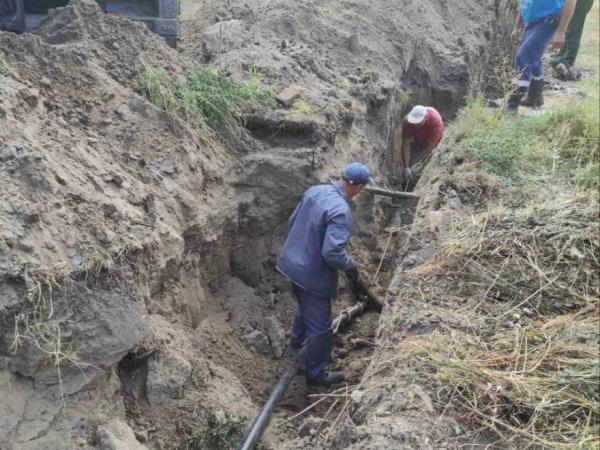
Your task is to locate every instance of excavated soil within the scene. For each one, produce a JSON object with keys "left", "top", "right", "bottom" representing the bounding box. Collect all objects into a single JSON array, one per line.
[{"left": 1, "top": 1, "right": 514, "bottom": 449}]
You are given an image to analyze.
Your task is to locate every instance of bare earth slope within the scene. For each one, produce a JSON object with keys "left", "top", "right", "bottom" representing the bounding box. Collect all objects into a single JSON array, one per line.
[
  {"left": 0, "top": 0, "right": 228, "bottom": 278},
  {"left": 182, "top": 0, "right": 504, "bottom": 110},
  {"left": 0, "top": 2, "right": 248, "bottom": 449}
]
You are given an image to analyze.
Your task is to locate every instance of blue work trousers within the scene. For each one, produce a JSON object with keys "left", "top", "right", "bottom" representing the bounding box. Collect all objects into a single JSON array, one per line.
[
  {"left": 515, "top": 15, "right": 559, "bottom": 90},
  {"left": 290, "top": 283, "right": 332, "bottom": 380}
]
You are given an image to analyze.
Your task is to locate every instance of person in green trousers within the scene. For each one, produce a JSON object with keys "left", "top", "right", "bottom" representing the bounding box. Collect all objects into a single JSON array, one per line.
[{"left": 551, "top": 0, "right": 595, "bottom": 79}]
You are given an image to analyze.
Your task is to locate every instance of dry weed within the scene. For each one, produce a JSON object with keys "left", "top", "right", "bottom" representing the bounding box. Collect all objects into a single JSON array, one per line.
[{"left": 382, "top": 193, "right": 599, "bottom": 449}]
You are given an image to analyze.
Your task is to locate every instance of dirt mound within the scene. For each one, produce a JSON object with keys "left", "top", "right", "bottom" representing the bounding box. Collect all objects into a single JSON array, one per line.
[
  {"left": 179, "top": 0, "right": 516, "bottom": 194},
  {"left": 0, "top": 0, "right": 220, "bottom": 278},
  {"left": 182, "top": 0, "right": 511, "bottom": 116},
  {"left": 0, "top": 2, "right": 248, "bottom": 448}
]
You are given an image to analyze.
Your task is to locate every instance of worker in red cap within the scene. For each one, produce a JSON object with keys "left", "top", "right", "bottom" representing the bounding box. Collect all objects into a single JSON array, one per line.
[{"left": 392, "top": 105, "right": 444, "bottom": 188}]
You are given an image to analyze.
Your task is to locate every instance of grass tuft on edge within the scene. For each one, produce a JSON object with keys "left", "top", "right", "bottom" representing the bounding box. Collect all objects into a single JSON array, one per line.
[
  {"left": 447, "top": 81, "right": 599, "bottom": 192},
  {"left": 142, "top": 68, "right": 276, "bottom": 145}
]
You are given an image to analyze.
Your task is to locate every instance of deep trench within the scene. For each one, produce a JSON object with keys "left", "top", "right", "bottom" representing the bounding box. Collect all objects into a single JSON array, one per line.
[
  {"left": 227, "top": 196, "right": 412, "bottom": 446},
  {"left": 113, "top": 102, "right": 423, "bottom": 449},
  {"left": 185, "top": 66, "right": 506, "bottom": 450},
  {"left": 239, "top": 117, "right": 419, "bottom": 441},
  {"left": 115, "top": 30, "right": 492, "bottom": 440}
]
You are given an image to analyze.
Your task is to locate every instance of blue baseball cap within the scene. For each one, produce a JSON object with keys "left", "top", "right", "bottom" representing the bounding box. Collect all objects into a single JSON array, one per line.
[{"left": 342, "top": 163, "right": 373, "bottom": 185}]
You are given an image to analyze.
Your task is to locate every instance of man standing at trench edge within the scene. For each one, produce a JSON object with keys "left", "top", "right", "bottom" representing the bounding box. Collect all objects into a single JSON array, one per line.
[
  {"left": 550, "top": 0, "right": 595, "bottom": 80},
  {"left": 507, "top": 0, "right": 575, "bottom": 111},
  {"left": 276, "top": 163, "right": 371, "bottom": 386}
]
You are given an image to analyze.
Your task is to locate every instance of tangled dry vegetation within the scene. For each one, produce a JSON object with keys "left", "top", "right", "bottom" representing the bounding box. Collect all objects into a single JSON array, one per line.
[{"left": 389, "top": 194, "right": 599, "bottom": 449}]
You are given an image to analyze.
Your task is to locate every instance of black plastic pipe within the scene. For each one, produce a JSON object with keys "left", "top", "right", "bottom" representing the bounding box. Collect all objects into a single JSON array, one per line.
[{"left": 238, "top": 300, "right": 369, "bottom": 450}]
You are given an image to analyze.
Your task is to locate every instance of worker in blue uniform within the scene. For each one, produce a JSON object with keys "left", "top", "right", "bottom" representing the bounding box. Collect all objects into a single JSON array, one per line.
[
  {"left": 507, "top": 0, "right": 575, "bottom": 111},
  {"left": 277, "top": 163, "right": 372, "bottom": 386}
]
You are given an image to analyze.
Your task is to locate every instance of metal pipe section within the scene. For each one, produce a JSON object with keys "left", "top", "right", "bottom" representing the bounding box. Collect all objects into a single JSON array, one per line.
[
  {"left": 239, "top": 300, "right": 369, "bottom": 450},
  {"left": 366, "top": 185, "right": 420, "bottom": 199}
]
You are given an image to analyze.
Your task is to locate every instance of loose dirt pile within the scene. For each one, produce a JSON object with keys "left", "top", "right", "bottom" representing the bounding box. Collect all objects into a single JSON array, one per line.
[
  {"left": 0, "top": 0, "right": 216, "bottom": 280},
  {"left": 0, "top": 2, "right": 249, "bottom": 449},
  {"left": 1, "top": 0, "right": 519, "bottom": 449}
]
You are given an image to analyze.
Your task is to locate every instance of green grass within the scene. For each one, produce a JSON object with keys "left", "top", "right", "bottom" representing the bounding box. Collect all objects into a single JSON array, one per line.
[
  {"left": 142, "top": 68, "right": 276, "bottom": 145},
  {"left": 449, "top": 3, "right": 599, "bottom": 192},
  {"left": 291, "top": 98, "right": 312, "bottom": 115},
  {"left": 447, "top": 82, "right": 599, "bottom": 191}
]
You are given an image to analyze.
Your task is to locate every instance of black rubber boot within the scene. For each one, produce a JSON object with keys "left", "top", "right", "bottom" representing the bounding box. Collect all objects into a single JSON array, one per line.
[
  {"left": 306, "top": 370, "right": 345, "bottom": 387},
  {"left": 521, "top": 79, "right": 544, "bottom": 108},
  {"left": 506, "top": 91, "right": 523, "bottom": 113}
]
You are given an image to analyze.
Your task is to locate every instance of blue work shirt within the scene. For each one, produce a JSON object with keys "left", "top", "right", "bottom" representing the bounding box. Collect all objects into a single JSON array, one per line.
[
  {"left": 520, "top": 0, "right": 564, "bottom": 23},
  {"left": 277, "top": 182, "right": 355, "bottom": 299}
]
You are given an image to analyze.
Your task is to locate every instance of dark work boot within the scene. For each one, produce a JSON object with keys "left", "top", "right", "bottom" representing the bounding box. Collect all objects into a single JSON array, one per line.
[
  {"left": 306, "top": 370, "right": 345, "bottom": 387},
  {"left": 554, "top": 62, "right": 581, "bottom": 81},
  {"left": 521, "top": 79, "right": 544, "bottom": 108},
  {"left": 506, "top": 91, "right": 524, "bottom": 113},
  {"left": 554, "top": 62, "right": 570, "bottom": 80}
]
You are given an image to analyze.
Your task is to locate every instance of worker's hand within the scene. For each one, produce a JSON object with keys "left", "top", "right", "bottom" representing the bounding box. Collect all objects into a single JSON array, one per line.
[
  {"left": 550, "top": 30, "right": 566, "bottom": 50},
  {"left": 510, "top": 25, "right": 521, "bottom": 40},
  {"left": 401, "top": 166, "right": 412, "bottom": 183},
  {"left": 345, "top": 266, "right": 359, "bottom": 285}
]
